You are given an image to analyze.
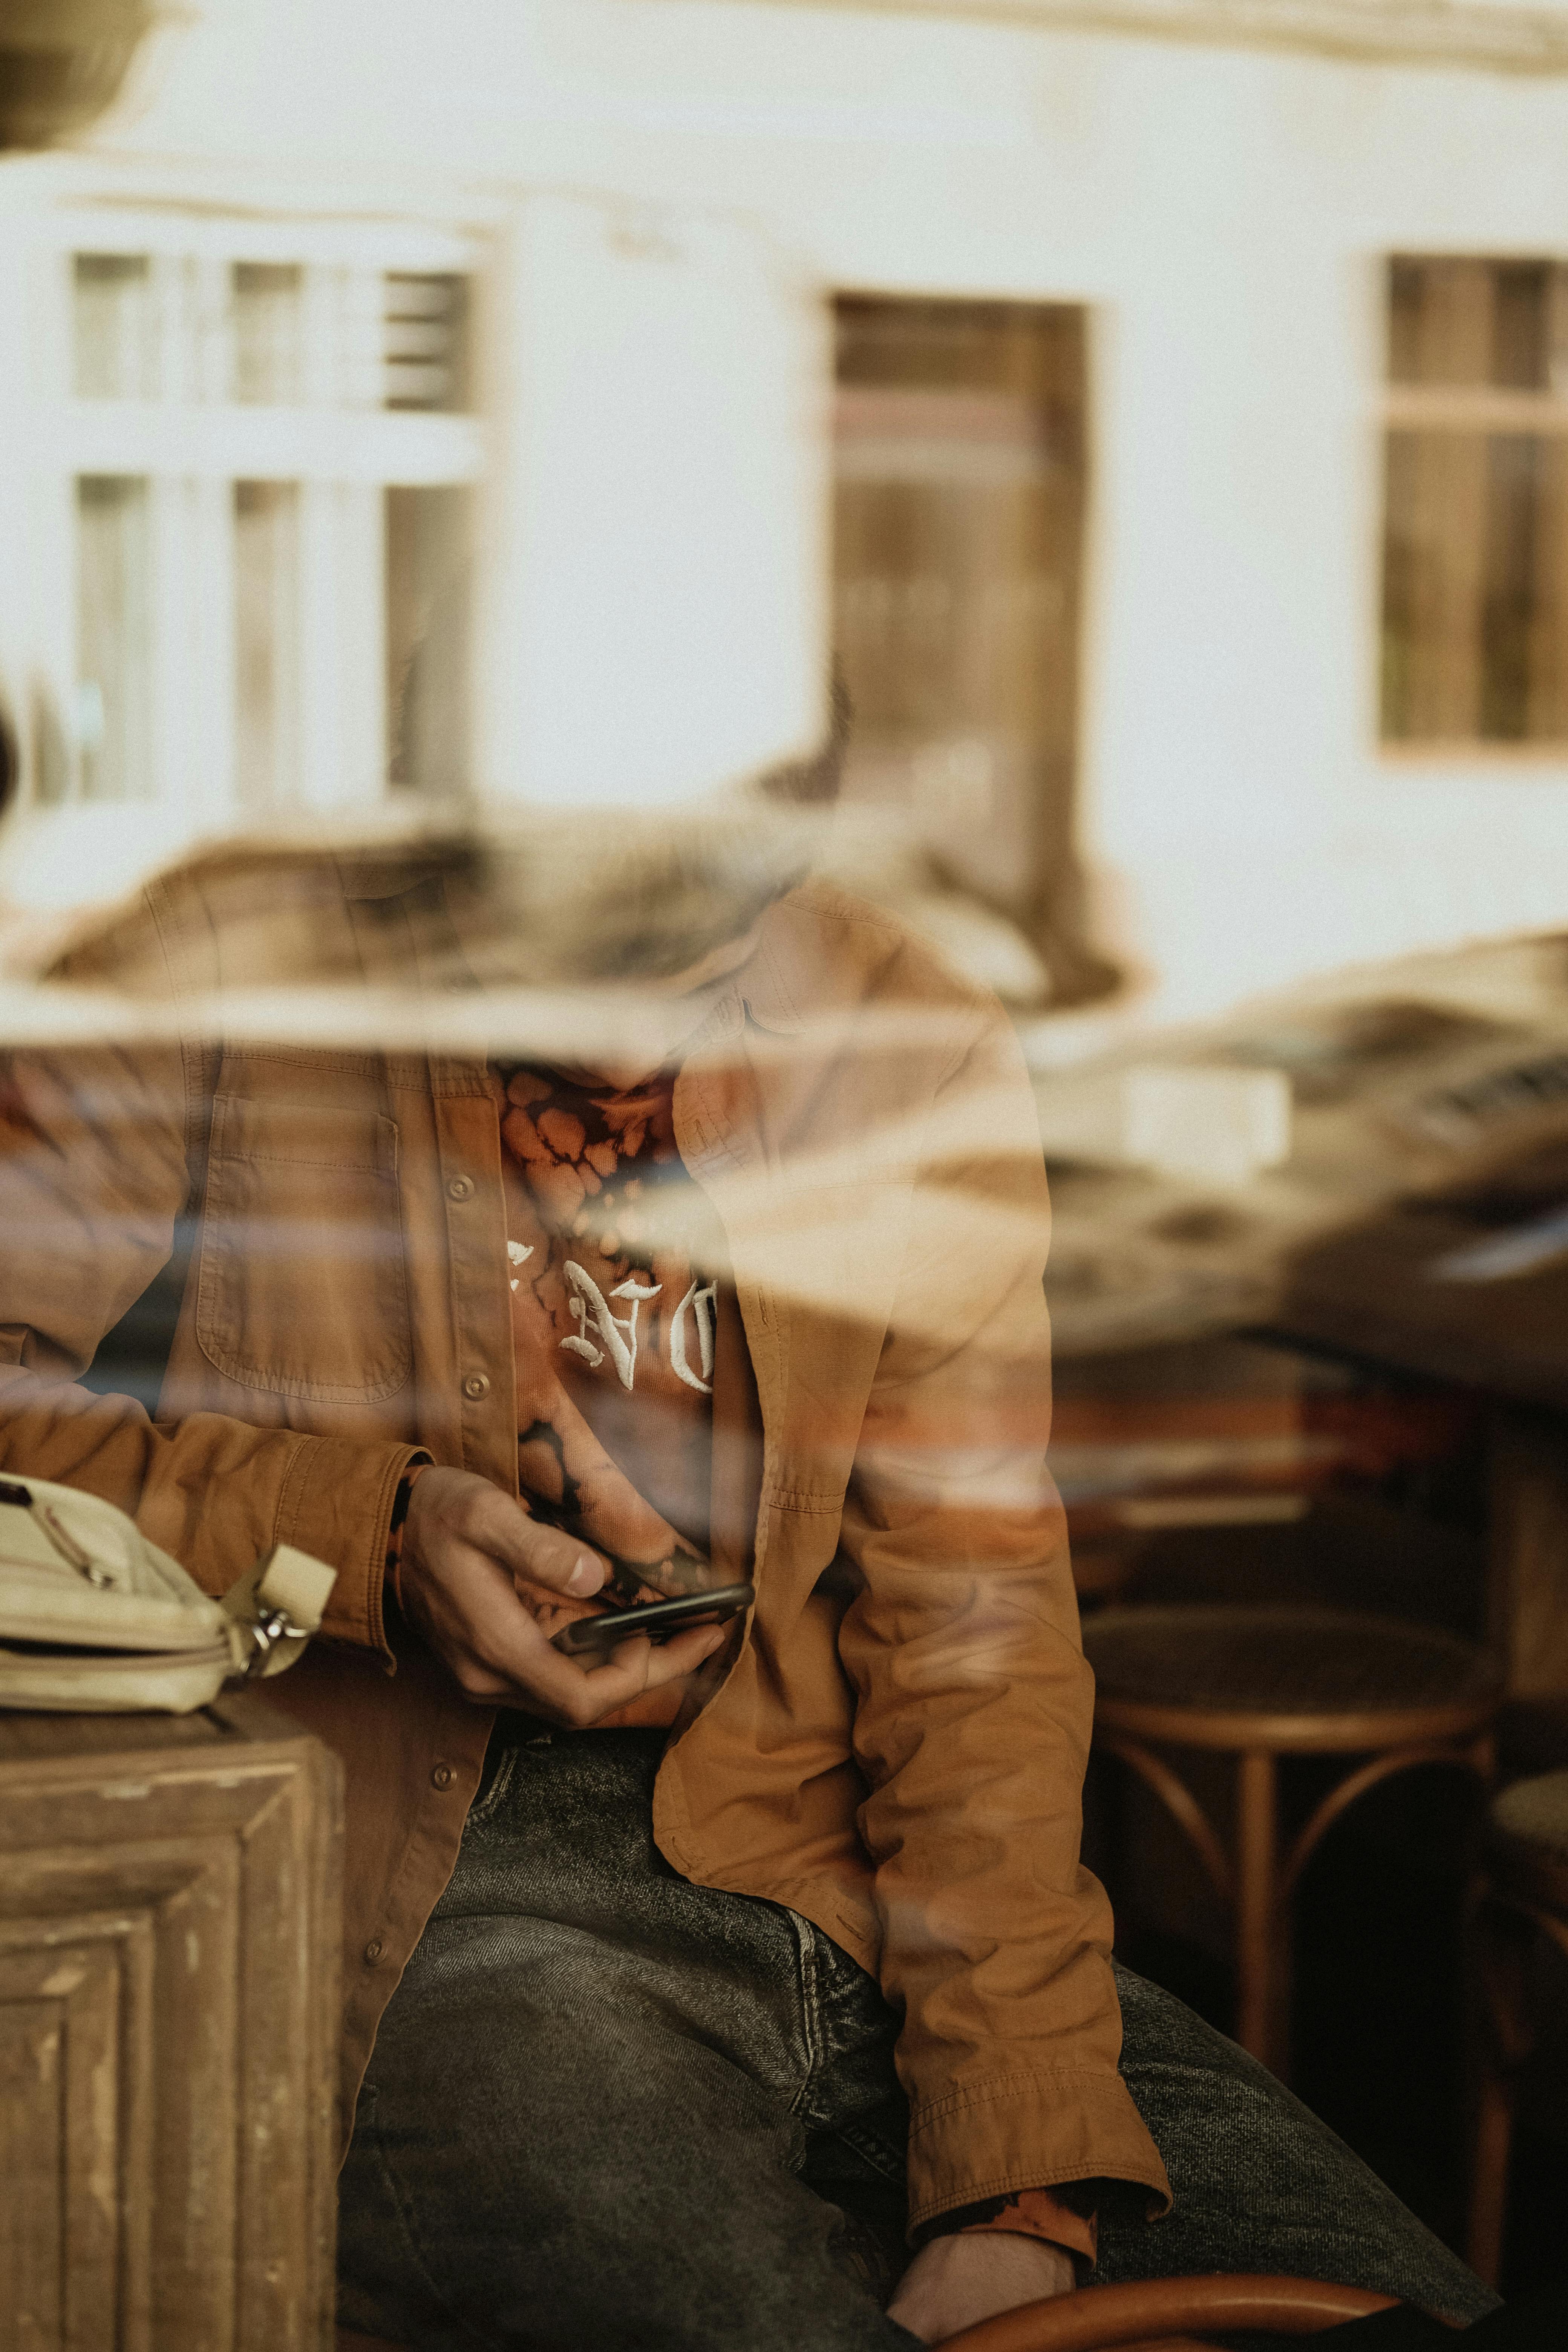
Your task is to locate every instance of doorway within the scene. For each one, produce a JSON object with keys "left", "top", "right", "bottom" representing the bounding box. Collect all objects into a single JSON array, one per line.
[{"left": 831, "top": 294, "right": 1112, "bottom": 1004}]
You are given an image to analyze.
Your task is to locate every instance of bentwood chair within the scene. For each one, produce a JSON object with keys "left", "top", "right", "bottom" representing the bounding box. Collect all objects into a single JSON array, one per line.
[
  {"left": 336, "top": 2275, "right": 1407, "bottom": 2352},
  {"left": 936, "top": 2274, "right": 1404, "bottom": 2351},
  {"left": 1083, "top": 1606, "right": 1500, "bottom": 2079}
]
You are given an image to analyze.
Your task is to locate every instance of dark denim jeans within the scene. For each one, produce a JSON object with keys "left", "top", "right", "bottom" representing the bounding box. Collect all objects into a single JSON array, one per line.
[{"left": 337, "top": 1727, "right": 1498, "bottom": 2352}]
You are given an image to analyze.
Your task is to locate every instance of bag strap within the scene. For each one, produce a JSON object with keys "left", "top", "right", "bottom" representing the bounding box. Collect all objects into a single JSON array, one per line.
[{"left": 219, "top": 1545, "right": 338, "bottom": 1679}]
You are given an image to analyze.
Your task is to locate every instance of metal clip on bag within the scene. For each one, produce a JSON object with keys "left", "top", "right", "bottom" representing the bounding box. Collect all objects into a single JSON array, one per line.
[{"left": 0, "top": 1473, "right": 337, "bottom": 1714}]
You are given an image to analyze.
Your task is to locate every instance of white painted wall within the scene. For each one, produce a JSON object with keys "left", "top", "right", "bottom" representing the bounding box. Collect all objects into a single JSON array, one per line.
[
  {"left": 5, "top": 0, "right": 1568, "bottom": 1015},
  {"left": 482, "top": 194, "right": 828, "bottom": 810}
]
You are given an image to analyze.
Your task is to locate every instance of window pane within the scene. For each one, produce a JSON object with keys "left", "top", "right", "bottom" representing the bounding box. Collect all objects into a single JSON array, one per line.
[
  {"left": 386, "top": 485, "right": 472, "bottom": 796},
  {"left": 1492, "top": 263, "right": 1552, "bottom": 392},
  {"left": 383, "top": 274, "right": 469, "bottom": 412},
  {"left": 233, "top": 264, "right": 304, "bottom": 404},
  {"left": 1381, "top": 429, "right": 1568, "bottom": 743},
  {"left": 234, "top": 482, "right": 302, "bottom": 809},
  {"left": 73, "top": 254, "right": 155, "bottom": 399},
  {"left": 76, "top": 476, "right": 152, "bottom": 801},
  {"left": 1388, "top": 255, "right": 1564, "bottom": 390}
]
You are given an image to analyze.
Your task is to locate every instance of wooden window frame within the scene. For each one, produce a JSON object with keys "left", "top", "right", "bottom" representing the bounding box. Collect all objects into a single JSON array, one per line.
[{"left": 1382, "top": 259, "right": 1568, "bottom": 757}]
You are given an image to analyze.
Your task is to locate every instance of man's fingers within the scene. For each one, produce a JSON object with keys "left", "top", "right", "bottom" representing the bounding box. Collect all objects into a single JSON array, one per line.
[
  {"left": 457, "top": 1479, "right": 606, "bottom": 1598},
  {"left": 548, "top": 1623, "right": 727, "bottom": 1724},
  {"left": 580, "top": 1622, "right": 726, "bottom": 1692},
  {"left": 400, "top": 1474, "right": 731, "bottom": 1727},
  {"left": 450, "top": 1552, "right": 726, "bottom": 1725},
  {"left": 526, "top": 1622, "right": 725, "bottom": 1715}
]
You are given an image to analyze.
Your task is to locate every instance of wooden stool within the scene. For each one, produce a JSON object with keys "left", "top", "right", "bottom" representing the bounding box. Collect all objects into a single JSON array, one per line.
[
  {"left": 1083, "top": 1606, "right": 1499, "bottom": 2078},
  {"left": 1466, "top": 1767, "right": 1568, "bottom": 2287}
]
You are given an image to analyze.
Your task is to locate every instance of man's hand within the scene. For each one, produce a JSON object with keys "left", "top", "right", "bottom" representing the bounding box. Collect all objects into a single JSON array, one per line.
[
  {"left": 887, "top": 2233, "right": 1076, "bottom": 2344},
  {"left": 398, "top": 1467, "right": 725, "bottom": 1726}
]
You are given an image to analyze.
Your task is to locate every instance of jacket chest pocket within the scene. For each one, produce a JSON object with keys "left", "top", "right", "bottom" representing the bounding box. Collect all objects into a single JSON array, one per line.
[{"left": 195, "top": 1095, "right": 413, "bottom": 1403}]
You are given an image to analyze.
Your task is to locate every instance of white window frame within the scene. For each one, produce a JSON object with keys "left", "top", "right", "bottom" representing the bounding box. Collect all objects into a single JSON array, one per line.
[{"left": 6, "top": 196, "right": 485, "bottom": 905}]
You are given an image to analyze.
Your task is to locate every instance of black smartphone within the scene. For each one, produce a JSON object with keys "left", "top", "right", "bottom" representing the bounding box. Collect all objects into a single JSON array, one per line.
[{"left": 550, "top": 1583, "right": 754, "bottom": 1659}]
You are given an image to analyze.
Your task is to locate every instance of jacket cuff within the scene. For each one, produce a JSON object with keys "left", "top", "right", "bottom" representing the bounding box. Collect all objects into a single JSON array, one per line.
[
  {"left": 934, "top": 2187, "right": 1098, "bottom": 2268},
  {"left": 904, "top": 2068, "right": 1172, "bottom": 2243},
  {"left": 383, "top": 1458, "right": 435, "bottom": 1620},
  {"left": 273, "top": 1434, "right": 432, "bottom": 1664}
]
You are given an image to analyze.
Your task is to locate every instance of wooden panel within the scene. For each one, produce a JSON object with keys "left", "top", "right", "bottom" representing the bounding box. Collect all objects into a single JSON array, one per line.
[
  {"left": 0, "top": 1997, "right": 65, "bottom": 2352},
  {"left": 0, "top": 1695, "right": 341, "bottom": 2352},
  {"left": 0, "top": 1712, "right": 221, "bottom": 1764},
  {"left": 0, "top": 1923, "right": 149, "bottom": 2352}
]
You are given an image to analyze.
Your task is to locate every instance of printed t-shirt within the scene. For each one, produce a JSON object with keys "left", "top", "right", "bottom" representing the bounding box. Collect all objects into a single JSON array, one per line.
[{"left": 496, "top": 1061, "right": 726, "bottom": 1722}]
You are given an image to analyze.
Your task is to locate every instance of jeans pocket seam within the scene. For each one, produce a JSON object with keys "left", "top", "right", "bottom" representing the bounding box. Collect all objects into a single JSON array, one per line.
[
  {"left": 787, "top": 1908, "right": 824, "bottom": 2119},
  {"left": 464, "top": 1744, "right": 517, "bottom": 1830}
]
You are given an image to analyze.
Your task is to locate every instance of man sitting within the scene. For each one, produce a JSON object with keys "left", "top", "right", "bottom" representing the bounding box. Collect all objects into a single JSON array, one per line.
[{"left": 0, "top": 789, "right": 1496, "bottom": 2349}]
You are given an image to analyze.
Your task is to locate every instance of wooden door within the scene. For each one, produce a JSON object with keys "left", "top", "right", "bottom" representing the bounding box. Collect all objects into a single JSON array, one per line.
[{"left": 832, "top": 294, "right": 1111, "bottom": 1003}]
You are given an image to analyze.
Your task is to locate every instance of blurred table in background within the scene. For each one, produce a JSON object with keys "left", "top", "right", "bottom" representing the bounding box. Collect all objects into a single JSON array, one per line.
[
  {"left": 1052, "top": 1334, "right": 1485, "bottom": 1621},
  {"left": 1035, "top": 929, "right": 1568, "bottom": 1703}
]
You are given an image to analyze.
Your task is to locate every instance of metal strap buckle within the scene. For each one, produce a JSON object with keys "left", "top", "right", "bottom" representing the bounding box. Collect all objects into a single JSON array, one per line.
[{"left": 243, "top": 1602, "right": 312, "bottom": 1676}]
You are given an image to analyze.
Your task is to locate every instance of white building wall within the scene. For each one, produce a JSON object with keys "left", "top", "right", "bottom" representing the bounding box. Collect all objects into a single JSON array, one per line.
[
  {"left": 482, "top": 194, "right": 828, "bottom": 810},
  {"left": 4, "top": 0, "right": 1568, "bottom": 1017}
]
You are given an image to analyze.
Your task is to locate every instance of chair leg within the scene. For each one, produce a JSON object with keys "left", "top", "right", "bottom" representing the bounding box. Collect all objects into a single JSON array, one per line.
[
  {"left": 1234, "top": 1749, "right": 1280, "bottom": 2073},
  {"left": 1465, "top": 1891, "right": 1537, "bottom": 2291},
  {"left": 1466, "top": 2061, "right": 1516, "bottom": 2289},
  {"left": 1271, "top": 1883, "right": 1297, "bottom": 2091}
]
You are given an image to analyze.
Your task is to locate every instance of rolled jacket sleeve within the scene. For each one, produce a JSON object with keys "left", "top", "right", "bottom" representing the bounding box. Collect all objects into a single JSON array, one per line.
[
  {"left": 834, "top": 1004, "right": 1171, "bottom": 2235},
  {"left": 0, "top": 1027, "right": 420, "bottom": 1660}
]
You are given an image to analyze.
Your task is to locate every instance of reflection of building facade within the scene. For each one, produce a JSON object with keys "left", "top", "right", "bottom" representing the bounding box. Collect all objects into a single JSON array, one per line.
[
  {"left": 1, "top": 190, "right": 481, "bottom": 903},
  {"left": 4, "top": 0, "right": 1568, "bottom": 1021}
]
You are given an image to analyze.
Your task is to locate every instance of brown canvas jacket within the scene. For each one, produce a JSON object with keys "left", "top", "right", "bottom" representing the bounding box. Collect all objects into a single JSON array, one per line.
[{"left": 0, "top": 854, "right": 1170, "bottom": 2235}]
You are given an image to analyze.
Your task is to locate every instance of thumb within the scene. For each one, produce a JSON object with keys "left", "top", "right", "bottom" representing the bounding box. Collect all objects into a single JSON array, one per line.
[{"left": 463, "top": 1480, "right": 607, "bottom": 1599}]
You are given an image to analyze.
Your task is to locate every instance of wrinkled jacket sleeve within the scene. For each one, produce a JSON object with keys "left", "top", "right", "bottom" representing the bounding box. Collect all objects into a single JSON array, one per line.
[
  {"left": 0, "top": 1009, "right": 419, "bottom": 1656},
  {"left": 835, "top": 1002, "right": 1171, "bottom": 2235}
]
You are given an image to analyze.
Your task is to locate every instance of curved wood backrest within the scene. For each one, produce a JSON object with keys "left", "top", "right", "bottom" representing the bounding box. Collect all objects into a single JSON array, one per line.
[
  {"left": 934, "top": 2273, "right": 1400, "bottom": 2352},
  {"left": 334, "top": 2272, "right": 1404, "bottom": 2352}
]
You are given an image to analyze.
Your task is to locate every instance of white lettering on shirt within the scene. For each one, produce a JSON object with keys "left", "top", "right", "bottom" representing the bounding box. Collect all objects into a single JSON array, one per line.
[
  {"left": 669, "top": 1278, "right": 717, "bottom": 1395},
  {"left": 561, "top": 1260, "right": 661, "bottom": 1390}
]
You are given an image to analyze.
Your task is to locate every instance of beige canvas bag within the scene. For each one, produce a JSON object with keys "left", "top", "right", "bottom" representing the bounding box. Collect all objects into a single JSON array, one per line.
[{"left": 0, "top": 1472, "right": 336, "bottom": 1713}]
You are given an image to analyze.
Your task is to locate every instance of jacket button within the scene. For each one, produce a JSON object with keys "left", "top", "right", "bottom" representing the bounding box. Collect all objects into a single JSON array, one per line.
[
  {"left": 431, "top": 1763, "right": 455, "bottom": 1790},
  {"left": 363, "top": 1937, "right": 384, "bottom": 1965},
  {"left": 462, "top": 1372, "right": 490, "bottom": 1401},
  {"left": 446, "top": 1174, "right": 475, "bottom": 1202}
]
